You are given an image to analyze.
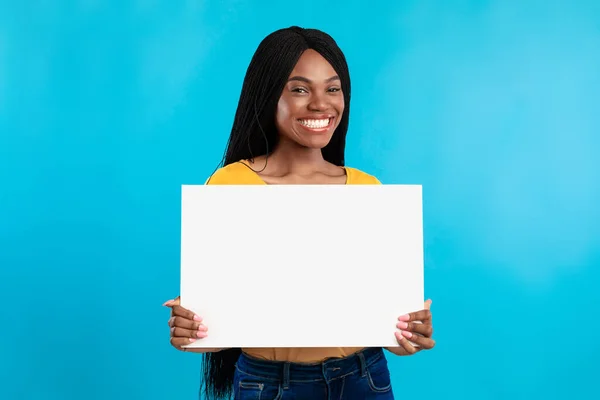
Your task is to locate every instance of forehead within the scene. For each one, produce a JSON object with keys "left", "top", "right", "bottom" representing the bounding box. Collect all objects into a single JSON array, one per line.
[{"left": 289, "top": 49, "right": 337, "bottom": 79}]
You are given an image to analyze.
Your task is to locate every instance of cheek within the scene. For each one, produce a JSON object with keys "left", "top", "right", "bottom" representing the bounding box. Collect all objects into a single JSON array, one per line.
[
  {"left": 337, "top": 97, "right": 345, "bottom": 114},
  {"left": 276, "top": 98, "right": 292, "bottom": 127}
]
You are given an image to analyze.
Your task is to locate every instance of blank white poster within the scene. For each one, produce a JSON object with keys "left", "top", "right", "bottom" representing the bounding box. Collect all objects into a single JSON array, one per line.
[{"left": 180, "top": 184, "right": 424, "bottom": 349}]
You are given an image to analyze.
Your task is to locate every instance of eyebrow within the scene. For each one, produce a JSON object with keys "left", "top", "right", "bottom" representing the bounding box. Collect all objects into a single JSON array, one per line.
[{"left": 288, "top": 75, "right": 340, "bottom": 84}]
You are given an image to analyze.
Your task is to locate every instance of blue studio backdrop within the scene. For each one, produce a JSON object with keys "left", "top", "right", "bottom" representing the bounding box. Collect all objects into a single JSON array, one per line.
[{"left": 1, "top": 1, "right": 599, "bottom": 399}]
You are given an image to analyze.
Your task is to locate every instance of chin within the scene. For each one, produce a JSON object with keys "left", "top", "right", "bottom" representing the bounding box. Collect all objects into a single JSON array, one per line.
[{"left": 301, "top": 135, "right": 334, "bottom": 149}]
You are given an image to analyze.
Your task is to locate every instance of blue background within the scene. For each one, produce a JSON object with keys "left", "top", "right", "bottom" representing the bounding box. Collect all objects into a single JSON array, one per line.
[{"left": 1, "top": 1, "right": 599, "bottom": 399}]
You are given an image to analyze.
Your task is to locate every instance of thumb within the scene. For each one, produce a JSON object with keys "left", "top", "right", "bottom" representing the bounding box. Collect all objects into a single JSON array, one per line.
[
  {"left": 424, "top": 299, "right": 432, "bottom": 310},
  {"left": 163, "top": 296, "right": 180, "bottom": 307}
]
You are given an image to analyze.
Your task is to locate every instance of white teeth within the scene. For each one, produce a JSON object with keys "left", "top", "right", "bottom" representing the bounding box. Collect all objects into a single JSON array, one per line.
[{"left": 299, "top": 118, "right": 330, "bottom": 129}]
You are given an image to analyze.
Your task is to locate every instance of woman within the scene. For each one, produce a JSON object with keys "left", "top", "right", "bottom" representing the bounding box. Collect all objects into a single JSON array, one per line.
[{"left": 164, "top": 26, "right": 435, "bottom": 399}]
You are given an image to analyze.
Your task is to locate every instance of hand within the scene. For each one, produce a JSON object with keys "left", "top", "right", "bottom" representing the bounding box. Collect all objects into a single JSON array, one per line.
[
  {"left": 386, "top": 299, "right": 435, "bottom": 356},
  {"left": 163, "top": 296, "right": 217, "bottom": 353}
]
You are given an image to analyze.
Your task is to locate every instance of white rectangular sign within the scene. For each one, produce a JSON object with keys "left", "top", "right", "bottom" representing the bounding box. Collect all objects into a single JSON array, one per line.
[{"left": 180, "top": 184, "right": 424, "bottom": 349}]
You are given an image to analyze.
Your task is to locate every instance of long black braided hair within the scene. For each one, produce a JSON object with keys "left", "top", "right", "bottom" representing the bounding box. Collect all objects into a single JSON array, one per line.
[
  {"left": 201, "top": 26, "right": 352, "bottom": 399},
  {"left": 219, "top": 26, "right": 351, "bottom": 170}
]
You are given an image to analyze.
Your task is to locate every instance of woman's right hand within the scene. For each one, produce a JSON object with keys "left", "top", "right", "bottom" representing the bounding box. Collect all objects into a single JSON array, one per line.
[{"left": 164, "top": 296, "right": 216, "bottom": 353}]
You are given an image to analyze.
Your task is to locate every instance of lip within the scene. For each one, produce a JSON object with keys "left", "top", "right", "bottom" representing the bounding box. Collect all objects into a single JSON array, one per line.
[
  {"left": 296, "top": 114, "right": 335, "bottom": 120},
  {"left": 296, "top": 115, "right": 336, "bottom": 134}
]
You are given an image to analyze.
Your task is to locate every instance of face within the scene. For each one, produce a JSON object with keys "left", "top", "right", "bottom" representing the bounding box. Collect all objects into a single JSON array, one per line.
[{"left": 275, "top": 49, "right": 345, "bottom": 149}]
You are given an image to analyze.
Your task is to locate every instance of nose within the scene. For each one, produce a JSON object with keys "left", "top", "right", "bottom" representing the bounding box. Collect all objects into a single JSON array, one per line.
[{"left": 307, "top": 92, "right": 329, "bottom": 111}]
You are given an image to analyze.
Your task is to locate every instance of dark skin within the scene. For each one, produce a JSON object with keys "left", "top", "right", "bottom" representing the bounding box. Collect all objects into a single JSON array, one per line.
[{"left": 165, "top": 49, "right": 435, "bottom": 356}]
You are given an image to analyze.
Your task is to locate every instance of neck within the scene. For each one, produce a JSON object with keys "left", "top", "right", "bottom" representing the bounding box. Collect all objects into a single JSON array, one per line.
[{"left": 262, "top": 137, "right": 328, "bottom": 174}]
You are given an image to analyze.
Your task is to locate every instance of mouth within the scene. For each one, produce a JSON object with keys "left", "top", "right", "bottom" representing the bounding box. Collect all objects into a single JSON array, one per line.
[{"left": 296, "top": 116, "right": 335, "bottom": 133}]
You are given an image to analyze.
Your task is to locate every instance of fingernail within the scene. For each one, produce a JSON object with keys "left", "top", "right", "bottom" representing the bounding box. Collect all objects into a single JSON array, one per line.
[
  {"left": 170, "top": 327, "right": 174, "bottom": 334},
  {"left": 401, "top": 330, "right": 413, "bottom": 339},
  {"left": 189, "top": 338, "right": 196, "bottom": 343},
  {"left": 193, "top": 315, "right": 202, "bottom": 321},
  {"left": 163, "top": 300, "right": 174, "bottom": 306},
  {"left": 198, "top": 325, "right": 208, "bottom": 332},
  {"left": 397, "top": 322, "right": 408, "bottom": 329},
  {"left": 197, "top": 331, "right": 208, "bottom": 338},
  {"left": 395, "top": 331, "right": 405, "bottom": 341},
  {"left": 398, "top": 314, "right": 410, "bottom": 321}
]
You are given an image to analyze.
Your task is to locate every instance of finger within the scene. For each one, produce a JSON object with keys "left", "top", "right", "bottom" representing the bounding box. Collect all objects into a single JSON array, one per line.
[
  {"left": 399, "top": 330, "right": 435, "bottom": 350},
  {"left": 172, "top": 305, "right": 202, "bottom": 322},
  {"left": 171, "top": 326, "right": 208, "bottom": 340},
  {"left": 165, "top": 296, "right": 181, "bottom": 318},
  {"left": 163, "top": 296, "right": 180, "bottom": 307},
  {"left": 423, "top": 300, "right": 433, "bottom": 323},
  {"left": 398, "top": 309, "right": 432, "bottom": 322},
  {"left": 397, "top": 321, "right": 433, "bottom": 337},
  {"left": 169, "top": 316, "right": 208, "bottom": 332},
  {"left": 394, "top": 331, "right": 420, "bottom": 354}
]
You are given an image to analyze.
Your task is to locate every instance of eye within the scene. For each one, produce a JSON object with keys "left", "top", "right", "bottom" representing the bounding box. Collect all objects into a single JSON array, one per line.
[
  {"left": 328, "top": 87, "right": 341, "bottom": 93},
  {"left": 291, "top": 87, "right": 308, "bottom": 93}
]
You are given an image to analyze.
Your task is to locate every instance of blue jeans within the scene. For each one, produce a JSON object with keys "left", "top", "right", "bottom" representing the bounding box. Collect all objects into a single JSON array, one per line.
[{"left": 233, "top": 347, "right": 395, "bottom": 399}]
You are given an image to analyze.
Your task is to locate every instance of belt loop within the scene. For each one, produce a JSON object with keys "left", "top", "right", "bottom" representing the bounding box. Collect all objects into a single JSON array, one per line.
[
  {"left": 283, "top": 362, "right": 291, "bottom": 389},
  {"left": 357, "top": 351, "right": 367, "bottom": 377}
]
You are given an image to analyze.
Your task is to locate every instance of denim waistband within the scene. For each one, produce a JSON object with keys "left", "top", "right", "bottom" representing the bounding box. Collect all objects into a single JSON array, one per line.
[{"left": 235, "top": 347, "right": 385, "bottom": 388}]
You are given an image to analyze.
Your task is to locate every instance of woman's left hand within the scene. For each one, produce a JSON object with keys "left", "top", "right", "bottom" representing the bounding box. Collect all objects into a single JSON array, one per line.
[{"left": 385, "top": 299, "right": 435, "bottom": 356}]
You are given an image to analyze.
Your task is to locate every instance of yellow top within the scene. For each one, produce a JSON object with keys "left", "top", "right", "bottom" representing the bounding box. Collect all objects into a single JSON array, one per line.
[
  {"left": 206, "top": 161, "right": 382, "bottom": 363},
  {"left": 207, "top": 161, "right": 381, "bottom": 186}
]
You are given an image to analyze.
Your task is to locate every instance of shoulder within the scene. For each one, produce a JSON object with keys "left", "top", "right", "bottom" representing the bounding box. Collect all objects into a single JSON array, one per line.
[
  {"left": 345, "top": 167, "right": 382, "bottom": 185},
  {"left": 205, "top": 162, "right": 264, "bottom": 185}
]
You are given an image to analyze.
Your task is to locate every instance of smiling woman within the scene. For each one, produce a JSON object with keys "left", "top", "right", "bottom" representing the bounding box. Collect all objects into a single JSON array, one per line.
[{"left": 164, "top": 26, "right": 435, "bottom": 399}]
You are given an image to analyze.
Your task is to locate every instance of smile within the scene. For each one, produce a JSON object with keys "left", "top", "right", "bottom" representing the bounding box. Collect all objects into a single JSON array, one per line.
[{"left": 297, "top": 117, "right": 334, "bottom": 131}]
